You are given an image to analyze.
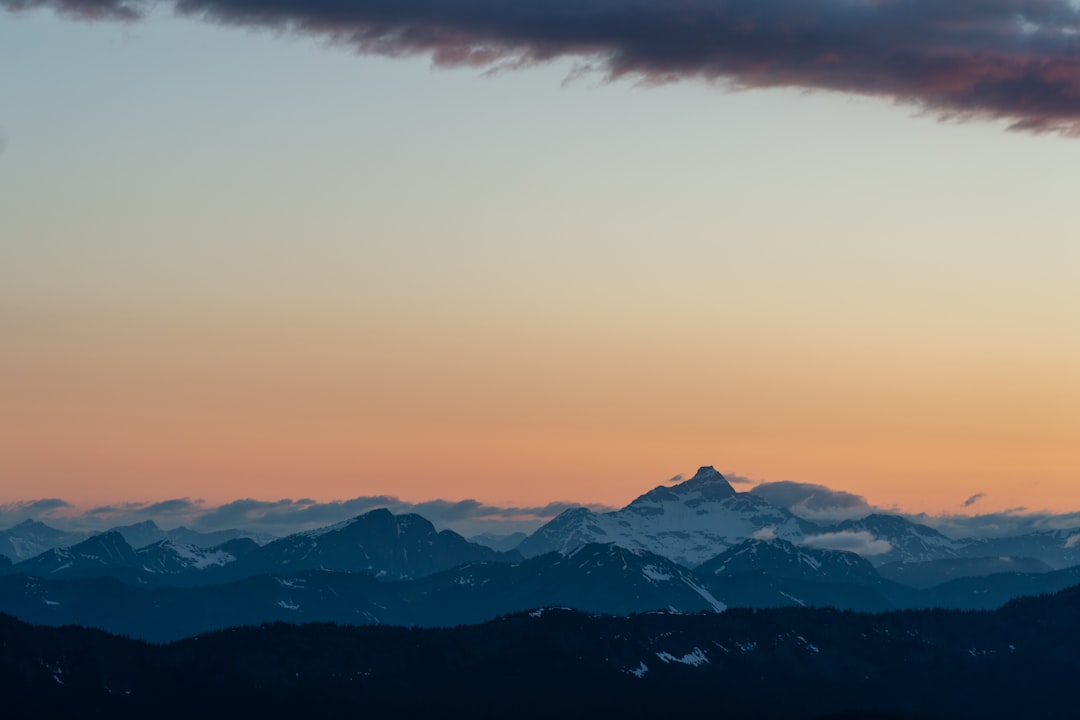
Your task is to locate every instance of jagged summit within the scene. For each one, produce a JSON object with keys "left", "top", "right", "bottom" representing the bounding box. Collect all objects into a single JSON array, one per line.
[
  {"left": 628, "top": 465, "right": 737, "bottom": 508},
  {"left": 673, "top": 465, "right": 737, "bottom": 496},
  {"left": 691, "top": 465, "right": 725, "bottom": 481},
  {"left": 126, "top": 520, "right": 161, "bottom": 530}
]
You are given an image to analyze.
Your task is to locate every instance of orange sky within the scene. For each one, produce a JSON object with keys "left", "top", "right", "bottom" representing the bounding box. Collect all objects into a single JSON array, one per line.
[
  {"left": 3, "top": 291, "right": 1077, "bottom": 515},
  {"left": 2, "top": 13, "right": 1078, "bottom": 518}
]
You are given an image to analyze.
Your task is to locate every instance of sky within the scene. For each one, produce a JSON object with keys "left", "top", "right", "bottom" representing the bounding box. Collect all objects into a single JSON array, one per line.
[{"left": 2, "top": 0, "right": 1079, "bottom": 528}]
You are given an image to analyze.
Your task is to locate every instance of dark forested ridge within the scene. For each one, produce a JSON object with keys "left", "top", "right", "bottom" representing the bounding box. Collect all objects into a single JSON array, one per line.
[{"left": 4, "top": 585, "right": 1080, "bottom": 719}]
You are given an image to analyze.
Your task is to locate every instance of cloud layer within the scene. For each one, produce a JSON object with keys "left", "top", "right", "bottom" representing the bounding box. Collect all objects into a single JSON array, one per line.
[
  {"left": 6, "top": 483, "right": 1080, "bottom": 542},
  {"left": 7, "top": 0, "right": 1080, "bottom": 134},
  {"left": 0, "top": 495, "right": 615, "bottom": 537}
]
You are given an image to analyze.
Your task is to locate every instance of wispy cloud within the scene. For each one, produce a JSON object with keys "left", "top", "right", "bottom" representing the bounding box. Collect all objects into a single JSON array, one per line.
[
  {"left": 724, "top": 473, "right": 759, "bottom": 486},
  {"left": 802, "top": 530, "right": 892, "bottom": 557},
  {"left": 7, "top": 0, "right": 1080, "bottom": 134}
]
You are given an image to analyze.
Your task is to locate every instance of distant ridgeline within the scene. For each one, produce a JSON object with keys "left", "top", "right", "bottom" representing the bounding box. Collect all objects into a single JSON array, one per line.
[{"left": 1, "top": 467, "right": 1080, "bottom": 642}]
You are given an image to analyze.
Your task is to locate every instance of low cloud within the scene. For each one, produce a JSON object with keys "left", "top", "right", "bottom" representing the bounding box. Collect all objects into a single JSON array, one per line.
[
  {"left": 0, "top": 498, "right": 74, "bottom": 527},
  {"left": 750, "top": 481, "right": 873, "bottom": 522},
  {"left": 7, "top": 0, "right": 1080, "bottom": 135},
  {"left": 802, "top": 530, "right": 892, "bottom": 557},
  {"left": 0, "top": 494, "right": 615, "bottom": 538},
  {"left": 750, "top": 526, "right": 777, "bottom": 541},
  {"left": 913, "top": 510, "right": 1080, "bottom": 540}
]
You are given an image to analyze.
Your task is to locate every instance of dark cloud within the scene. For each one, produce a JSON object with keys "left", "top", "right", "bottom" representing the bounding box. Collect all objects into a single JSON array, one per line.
[
  {"left": 8, "top": 0, "right": 1080, "bottom": 134},
  {"left": 750, "top": 481, "right": 873, "bottom": 522},
  {"left": 665, "top": 474, "right": 685, "bottom": 485},
  {"left": 963, "top": 493, "right": 987, "bottom": 508},
  {"left": 1, "top": 0, "right": 138, "bottom": 20}
]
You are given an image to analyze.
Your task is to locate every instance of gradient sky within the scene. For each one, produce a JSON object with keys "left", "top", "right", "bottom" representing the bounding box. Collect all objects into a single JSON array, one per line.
[{"left": 2, "top": 2, "right": 1079, "bottom": 519}]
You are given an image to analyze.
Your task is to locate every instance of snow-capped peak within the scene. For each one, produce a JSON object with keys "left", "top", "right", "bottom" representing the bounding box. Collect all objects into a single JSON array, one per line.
[{"left": 518, "top": 463, "right": 811, "bottom": 566}]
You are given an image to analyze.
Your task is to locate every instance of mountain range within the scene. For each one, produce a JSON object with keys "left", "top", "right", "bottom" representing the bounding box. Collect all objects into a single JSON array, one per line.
[
  {"left": 0, "top": 519, "right": 266, "bottom": 563},
  {"left": 3, "top": 465, "right": 1080, "bottom": 639},
  {"left": 0, "top": 510, "right": 516, "bottom": 587}
]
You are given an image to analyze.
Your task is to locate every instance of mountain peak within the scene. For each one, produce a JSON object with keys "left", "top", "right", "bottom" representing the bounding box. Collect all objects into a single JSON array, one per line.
[
  {"left": 690, "top": 466, "right": 724, "bottom": 482},
  {"left": 14, "top": 519, "right": 48, "bottom": 529},
  {"left": 666, "top": 465, "right": 736, "bottom": 499},
  {"left": 129, "top": 520, "right": 161, "bottom": 530}
]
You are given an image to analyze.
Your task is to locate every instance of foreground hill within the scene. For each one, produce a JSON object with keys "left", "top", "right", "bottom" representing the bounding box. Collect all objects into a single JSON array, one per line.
[{"left": 4, "top": 585, "right": 1080, "bottom": 719}]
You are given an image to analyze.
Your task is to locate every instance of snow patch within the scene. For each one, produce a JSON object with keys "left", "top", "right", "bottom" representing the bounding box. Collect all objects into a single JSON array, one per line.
[
  {"left": 641, "top": 565, "right": 672, "bottom": 582},
  {"left": 627, "top": 661, "right": 649, "bottom": 678},
  {"left": 166, "top": 542, "right": 236, "bottom": 569},
  {"left": 656, "top": 647, "right": 709, "bottom": 667},
  {"left": 276, "top": 600, "right": 301, "bottom": 611},
  {"left": 683, "top": 578, "right": 727, "bottom": 612}
]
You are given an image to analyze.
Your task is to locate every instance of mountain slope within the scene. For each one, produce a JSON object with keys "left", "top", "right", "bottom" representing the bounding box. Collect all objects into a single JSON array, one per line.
[
  {"left": 9, "top": 532, "right": 140, "bottom": 581},
  {"left": 0, "top": 543, "right": 725, "bottom": 640},
  {"left": 0, "top": 520, "right": 91, "bottom": 562},
  {"left": 110, "top": 521, "right": 268, "bottom": 551},
  {"left": 879, "top": 556, "right": 1053, "bottom": 589},
  {"left": 207, "top": 508, "right": 519, "bottom": 582},
  {"left": 696, "top": 538, "right": 881, "bottom": 585},
  {"left": 827, "top": 514, "right": 965, "bottom": 565},
  {"left": 958, "top": 530, "right": 1080, "bottom": 570},
  {"left": 400, "top": 543, "right": 726, "bottom": 625}
]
